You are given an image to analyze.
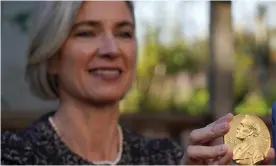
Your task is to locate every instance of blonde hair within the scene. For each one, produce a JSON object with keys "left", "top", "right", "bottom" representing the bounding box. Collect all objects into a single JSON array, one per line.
[{"left": 25, "top": 1, "right": 135, "bottom": 100}]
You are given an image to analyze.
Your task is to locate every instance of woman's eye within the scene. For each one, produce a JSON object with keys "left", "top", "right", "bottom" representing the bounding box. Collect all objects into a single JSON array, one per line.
[
  {"left": 75, "top": 31, "right": 96, "bottom": 37},
  {"left": 117, "top": 31, "right": 133, "bottom": 39}
]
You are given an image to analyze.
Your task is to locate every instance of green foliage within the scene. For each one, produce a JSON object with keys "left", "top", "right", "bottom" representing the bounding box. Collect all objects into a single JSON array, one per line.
[
  {"left": 159, "top": 41, "right": 207, "bottom": 75},
  {"left": 120, "top": 84, "right": 141, "bottom": 113},
  {"left": 120, "top": 23, "right": 276, "bottom": 116},
  {"left": 235, "top": 92, "right": 269, "bottom": 116},
  {"left": 265, "top": 86, "right": 276, "bottom": 113},
  {"left": 233, "top": 51, "right": 253, "bottom": 104},
  {"left": 121, "top": 23, "right": 209, "bottom": 114},
  {"left": 175, "top": 88, "right": 209, "bottom": 115}
]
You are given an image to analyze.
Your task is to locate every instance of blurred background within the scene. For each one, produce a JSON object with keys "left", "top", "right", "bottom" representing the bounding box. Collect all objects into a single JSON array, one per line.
[{"left": 1, "top": 1, "right": 276, "bottom": 150}]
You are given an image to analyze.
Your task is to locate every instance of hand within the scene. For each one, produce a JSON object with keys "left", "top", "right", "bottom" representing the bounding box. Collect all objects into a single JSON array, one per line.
[{"left": 183, "top": 113, "right": 234, "bottom": 165}]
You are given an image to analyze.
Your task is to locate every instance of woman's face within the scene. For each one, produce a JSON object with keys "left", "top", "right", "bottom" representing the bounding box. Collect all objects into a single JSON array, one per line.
[{"left": 55, "top": 1, "right": 136, "bottom": 104}]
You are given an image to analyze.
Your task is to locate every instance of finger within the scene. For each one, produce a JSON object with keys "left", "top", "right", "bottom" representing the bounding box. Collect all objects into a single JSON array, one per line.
[
  {"left": 190, "top": 113, "right": 233, "bottom": 144},
  {"left": 214, "top": 113, "right": 234, "bottom": 125},
  {"left": 217, "top": 148, "right": 233, "bottom": 165},
  {"left": 261, "top": 148, "right": 275, "bottom": 165},
  {"left": 190, "top": 122, "right": 230, "bottom": 144},
  {"left": 206, "top": 113, "right": 234, "bottom": 129},
  {"left": 210, "top": 113, "right": 233, "bottom": 146},
  {"left": 187, "top": 144, "right": 228, "bottom": 159}
]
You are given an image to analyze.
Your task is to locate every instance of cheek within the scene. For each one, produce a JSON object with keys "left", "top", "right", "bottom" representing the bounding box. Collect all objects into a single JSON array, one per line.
[
  {"left": 60, "top": 40, "right": 96, "bottom": 69},
  {"left": 126, "top": 46, "right": 137, "bottom": 82},
  {"left": 123, "top": 42, "right": 137, "bottom": 69},
  {"left": 59, "top": 41, "right": 95, "bottom": 81}
]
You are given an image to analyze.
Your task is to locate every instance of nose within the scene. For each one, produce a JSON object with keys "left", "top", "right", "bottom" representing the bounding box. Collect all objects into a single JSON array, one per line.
[{"left": 98, "top": 33, "right": 119, "bottom": 58}]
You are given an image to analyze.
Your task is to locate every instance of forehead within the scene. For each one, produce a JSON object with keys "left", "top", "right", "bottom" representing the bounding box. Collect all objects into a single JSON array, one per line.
[{"left": 76, "top": 1, "right": 133, "bottom": 23}]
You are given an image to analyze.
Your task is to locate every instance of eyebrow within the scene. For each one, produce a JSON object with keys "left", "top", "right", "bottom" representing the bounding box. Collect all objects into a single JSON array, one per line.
[
  {"left": 72, "top": 20, "right": 135, "bottom": 30},
  {"left": 116, "top": 20, "right": 135, "bottom": 30},
  {"left": 72, "top": 20, "right": 100, "bottom": 30}
]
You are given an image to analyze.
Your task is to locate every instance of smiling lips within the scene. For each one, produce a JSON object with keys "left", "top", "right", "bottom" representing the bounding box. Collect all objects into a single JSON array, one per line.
[{"left": 89, "top": 67, "right": 122, "bottom": 81}]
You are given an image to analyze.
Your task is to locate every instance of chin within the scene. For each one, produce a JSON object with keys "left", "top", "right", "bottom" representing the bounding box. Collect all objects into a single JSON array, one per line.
[{"left": 88, "top": 93, "right": 124, "bottom": 106}]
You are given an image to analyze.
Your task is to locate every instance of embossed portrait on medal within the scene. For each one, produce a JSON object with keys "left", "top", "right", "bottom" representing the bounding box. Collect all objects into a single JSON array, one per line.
[
  {"left": 233, "top": 115, "right": 264, "bottom": 165},
  {"left": 224, "top": 114, "right": 271, "bottom": 165}
]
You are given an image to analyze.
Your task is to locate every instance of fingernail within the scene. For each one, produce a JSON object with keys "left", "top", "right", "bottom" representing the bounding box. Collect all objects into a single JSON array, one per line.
[{"left": 216, "top": 113, "right": 231, "bottom": 124}]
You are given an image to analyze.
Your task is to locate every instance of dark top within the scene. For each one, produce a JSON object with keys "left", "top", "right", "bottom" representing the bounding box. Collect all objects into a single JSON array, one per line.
[{"left": 1, "top": 112, "right": 184, "bottom": 165}]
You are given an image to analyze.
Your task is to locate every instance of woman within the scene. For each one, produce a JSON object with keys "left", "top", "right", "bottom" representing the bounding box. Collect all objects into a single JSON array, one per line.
[{"left": 1, "top": 1, "right": 274, "bottom": 165}]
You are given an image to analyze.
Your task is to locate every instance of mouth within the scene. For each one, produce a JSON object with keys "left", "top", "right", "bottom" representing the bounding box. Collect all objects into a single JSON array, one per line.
[{"left": 88, "top": 68, "right": 122, "bottom": 80}]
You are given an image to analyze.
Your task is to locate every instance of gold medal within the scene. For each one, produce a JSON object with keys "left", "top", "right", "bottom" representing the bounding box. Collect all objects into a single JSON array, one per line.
[{"left": 224, "top": 114, "right": 271, "bottom": 165}]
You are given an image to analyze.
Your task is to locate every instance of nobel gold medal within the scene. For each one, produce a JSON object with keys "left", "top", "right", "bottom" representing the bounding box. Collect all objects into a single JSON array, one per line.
[{"left": 224, "top": 114, "right": 271, "bottom": 165}]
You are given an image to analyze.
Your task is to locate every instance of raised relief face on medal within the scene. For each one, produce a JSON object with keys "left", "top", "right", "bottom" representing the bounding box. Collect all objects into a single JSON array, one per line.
[{"left": 224, "top": 114, "right": 271, "bottom": 165}]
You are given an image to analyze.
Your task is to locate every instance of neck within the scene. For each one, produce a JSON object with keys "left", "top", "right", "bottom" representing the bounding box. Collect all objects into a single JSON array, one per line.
[{"left": 52, "top": 95, "right": 121, "bottom": 162}]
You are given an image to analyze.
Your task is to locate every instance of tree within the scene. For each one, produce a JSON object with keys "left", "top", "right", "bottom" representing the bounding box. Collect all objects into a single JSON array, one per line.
[
  {"left": 208, "top": 1, "right": 234, "bottom": 119},
  {"left": 254, "top": 4, "right": 270, "bottom": 96}
]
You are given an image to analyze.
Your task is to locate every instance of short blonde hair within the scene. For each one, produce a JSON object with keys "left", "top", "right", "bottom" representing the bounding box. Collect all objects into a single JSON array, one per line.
[{"left": 25, "top": 1, "right": 135, "bottom": 100}]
